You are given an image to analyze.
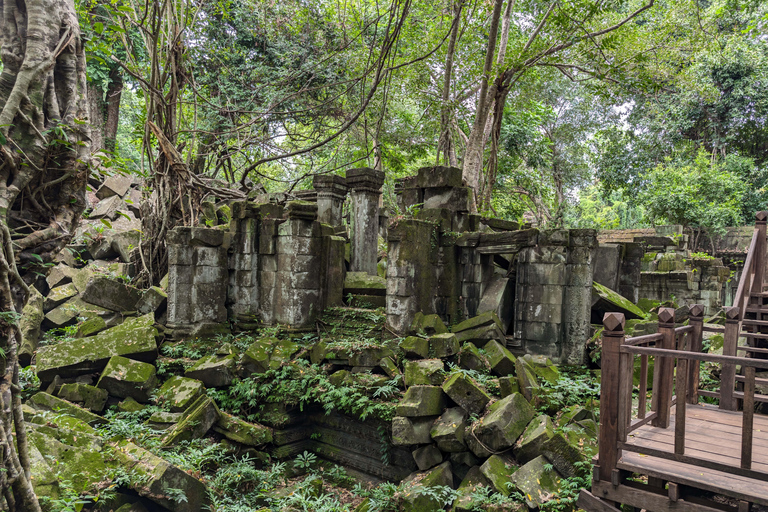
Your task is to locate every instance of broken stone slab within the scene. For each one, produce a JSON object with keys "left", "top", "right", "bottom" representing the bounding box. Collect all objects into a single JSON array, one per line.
[
  {"left": 42, "top": 296, "right": 112, "bottom": 331},
  {"left": 136, "top": 286, "right": 167, "bottom": 316},
  {"left": 396, "top": 385, "right": 447, "bottom": 417},
  {"left": 484, "top": 339, "right": 516, "bottom": 376},
  {"left": 515, "top": 357, "right": 540, "bottom": 402},
  {"left": 400, "top": 460, "right": 454, "bottom": 512},
  {"left": 400, "top": 336, "right": 430, "bottom": 358},
  {"left": 430, "top": 407, "right": 467, "bottom": 452},
  {"left": 76, "top": 316, "right": 107, "bottom": 338},
  {"left": 162, "top": 395, "right": 220, "bottom": 446},
  {"left": 19, "top": 285, "right": 44, "bottom": 367},
  {"left": 110, "top": 439, "right": 209, "bottom": 512},
  {"left": 464, "top": 424, "right": 492, "bottom": 459},
  {"left": 214, "top": 411, "right": 273, "bottom": 446},
  {"left": 57, "top": 383, "right": 108, "bottom": 413},
  {"left": 343, "top": 271, "right": 386, "bottom": 296},
  {"left": 410, "top": 312, "right": 448, "bottom": 335},
  {"left": 379, "top": 356, "right": 399, "bottom": 378},
  {"left": 457, "top": 342, "right": 489, "bottom": 372},
  {"left": 541, "top": 432, "right": 586, "bottom": 478},
  {"left": 412, "top": 444, "right": 443, "bottom": 471},
  {"left": 513, "top": 414, "right": 554, "bottom": 464},
  {"left": 242, "top": 337, "right": 275, "bottom": 375},
  {"left": 44, "top": 283, "right": 78, "bottom": 312},
  {"left": 185, "top": 354, "right": 236, "bottom": 388},
  {"left": 148, "top": 410, "right": 183, "bottom": 430},
  {"left": 269, "top": 339, "right": 299, "bottom": 369},
  {"left": 349, "top": 346, "right": 395, "bottom": 366},
  {"left": 90, "top": 194, "right": 124, "bottom": 220},
  {"left": 510, "top": 455, "right": 562, "bottom": 509},
  {"left": 453, "top": 465, "right": 492, "bottom": 512},
  {"left": 498, "top": 376, "right": 520, "bottom": 397},
  {"left": 591, "top": 282, "right": 645, "bottom": 324},
  {"left": 477, "top": 276, "right": 514, "bottom": 333},
  {"left": 82, "top": 276, "right": 142, "bottom": 312},
  {"left": 429, "top": 332, "right": 459, "bottom": 358},
  {"left": 404, "top": 359, "right": 444, "bottom": 386},
  {"left": 480, "top": 454, "right": 517, "bottom": 496},
  {"left": 97, "top": 355, "right": 158, "bottom": 402},
  {"left": 46, "top": 263, "right": 77, "bottom": 289},
  {"left": 416, "top": 165, "right": 463, "bottom": 189},
  {"left": 474, "top": 392, "right": 535, "bottom": 452},
  {"left": 454, "top": 323, "right": 506, "bottom": 348},
  {"left": 109, "top": 229, "right": 141, "bottom": 263},
  {"left": 37, "top": 313, "right": 158, "bottom": 382},
  {"left": 452, "top": 311, "right": 503, "bottom": 333},
  {"left": 28, "top": 392, "right": 108, "bottom": 426},
  {"left": 329, "top": 369, "right": 352, "bottom": 386},
  {"left": 117, "top": 397, "right": 145, "bottom": 413},
  {"left": 309, "top": 340, "right": 327, "bottom": 364},
  {"left": 392, "top": 416, "right": 436, "bottom": 445},
  {"left": 96, "top": 174, "right": 133, "bottom": 199},
  {"left": 157, "top": 375, "right": 205, "bottom": 412},
  {"left": 442, "top": 373, "right": 490, "bottom": 416}
]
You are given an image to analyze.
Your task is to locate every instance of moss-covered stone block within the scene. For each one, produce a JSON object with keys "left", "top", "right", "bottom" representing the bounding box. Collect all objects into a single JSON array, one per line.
[
  {"left": 452, "top": 311, "right": 503, "bottom": 333},
  {"left": 162, "top": 395, "right": 220, "bottom": 446},
  {"left": 412, "top": 444, "right": 443, "bottom": 471},
  {"left": 484, "top": 339, "right": 516, "bottom": 376},
  {"left": 329, "top": 369, "right": 352, "bottom": 386},
  {"left": 37, "top": 313, "right": 158, "bottom": 382},
  {"left": 480, "top": 454, "right": 517, "bottom": 496},
  {"left": 214, "top": 412, "right": 273, "bottom": 446},
  {"left": 454, "top": 324, "right": 505, "bottom": 347},
  {"left": 242, "top": 337, "right": 275, "bottom": 375},
  {"left": 44, "top": 283, "right": 78, "bottom": 311},
  {"left": 157, "top": 376, "right": 205, "bottom": 412},
  {"left": 412, "top": 313, "right": 448, "bottom": 336},
  {"left": 19, "top": 286, "right": 44, "bottom": 366},
  {"left": 511, "top": 455, "right": 562, "bottom": 509},
  {"left": 185, "top": 354, "right": 236, "bottom": 387},
  {"left": 430, "top": 407, "right": 467, "bottom": 452},
  {"left": 269, "top": 339, "right": 299, "bottom": 369},
  {"left": 344, "top": 271, "right": 386, "bottom": 293},
  {"left": 349, "top": 346, "right": 395, "bottom": 366},
  {"left": 429, "top": 332, "right": 459, "bottom": 358},
  {"left": 400, "top": 336, "right": 430, "bottom": 358},
  {"left": 148, "top": 410, "right": 183, "bottom": 430},
  {"left": 110, "top": 439, "right": 209, "bottom": 512},
  {"left": 97, "top": 355, "right": 158, "bottom": 402},
  {"left": 515, "top": 357, "right": 540, "bottom": 402},
  {"left": 442, "top": 372, "right": 490, "bottom": 416},
  {"left": 396, "top": 385, "right": 447, "bottom": 417},
  {"left": 404, "top": 359, "right": 444, "bottom": 386},
  {"left": 400, "top": 461, "right": 453, "bottom": 512},
  {"left": 76, "top": 315, "right": 107, "bottom": 338},
  {"left": 28, "top": 392, "right": 108, "bottom": 426},
  {"left": 541, "top": 432, "right": 585, "bottom": 478},
  {"left": 453, "top": 465, "right": 492, "bottom": 512},
  {"left": 457, "top": 342, "right": 489, "bottom": 372},
  {"left": 392, "top": 416, "right": 436, "bottom": 445},
  {"left": 474, "top": 392, "right": 535, "bottom": 451},
  {"left": 379, "top": 356, "right": 399, "bottom": 378},
  {"left": 118, "top": 397, "right": 145, "bottom": 413},
  {"left": 498, "top": 376, "right": 519, "bottom": 397},
  {"left": 310, "top": 340, "right": 327, "bottom": 364},
  {"left": 136, "top": 286, "right": 168, "bottom": 315},
  {"left": 513, "top": 414, "right": 554, "bottom": 464},
  {"left": 57, "top": 383, "right": 108, "bottom": 412},
  {"left": 591, "top": 282, "right": 645, "bottom": 321}
]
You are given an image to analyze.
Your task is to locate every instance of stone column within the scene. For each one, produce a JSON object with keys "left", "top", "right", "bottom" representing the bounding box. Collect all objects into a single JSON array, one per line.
[
  {"left": 562, "top": 229, "right": 597, "bottom": 364},
  {"left": 312, "top": 174, "right": 348, "bottom": 226},
  {"left": 227, "top": 201, "right": 260, "bottom": 328},
  {"left": 346, "top": 168, "right": 385, "bottom": 275}
]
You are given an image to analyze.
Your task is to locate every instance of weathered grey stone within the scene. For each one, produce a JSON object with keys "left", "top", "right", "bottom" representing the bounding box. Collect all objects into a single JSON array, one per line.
[
  {"left": 513, "top": 414, "right": 554, "bottom": 464},
  {"left": 416, "top": 166, "right": 463, "bottom": 188},
  {"left": 591, "top": 281, "right": 645, "bottom": 322},
  {"left": 46, "top": 263, "right": 76, "bottom": 289},
  {"left": 484, "top": 339, "right": 516, "bottom": 376},
  {"left": 464, "top": 424, "right": 492, "bottom": 458},
  {"left": 412, "top": 313, "right": 449, "bottom": 335},
  {"left": 19, "top": 286, "right": 44, "bottom": 366},
  {"left": 117, "top": 397, "right": 145, "bottom": 413},
  {"left": 96, "top": 174, "right": 133, "bottom": 199},
  {"left": 498, "top": 376, "right": 520, "bottom": 397},
  {"left": 452, "top": 310, "right": 503, "bottom": 333},
  {"left": 185, "top": 354, "right": 235, "bottom": 388},
  {"left": 97, "top": 355, "right": 157, "bottom": 402},
  {"left": 442, "top": 373, "right": 490, "bottom": 416},
  {"left": 396, "top": 386, "right": 447, "bottom": 417},
  {"left": 82, "top": 276, "right": 141, "bottom": 312},
  {"left": 157, "top": 376, "right": 205, "bottom": 412},
  {"left": 430, "top": 407, "right": 467, "bottom": 452},
  {"left": 515, "top": 357, "right": 540, "bottom": 402},
  {"left": 44, "top": 283, "right": 78, "bottom": 311},
  {"left": 429, "top": 332, "right": 459, "bottom": 358},
  {"left": 400, "top": 336, "right": 430, "bottom": 358},
  {"left": 477, "top": 276, "right": 515, "bottom": 333},
  {"left": 541, "top": 432, "right": 585, "bottom": 478},
  {"left": 344, "top": 271, "right": 386, "bottom": 295},
  {"left": 454, "top": 324, "right": 506, "bottom": 347},
  {"left": 214, "top": 412, "right": 273, "bottom": 446},
  {"left": 480, "top": 454, "right": 517, "bottom": 496},
  {"left": 457, "top": 342, "right": 489, "bottom": 372},
  {"left": 474, "top": 393, "right": 535, "bottom": 451},
  {"left": 242, "top": 337, "right": 274, "bottom": 374},
  {"left": 349, "top": 346, "right": 394, "bottom": 366},
  {"left": 148, "top": 410, "right": 183, "bottom": 430},
  {"left": 57, "top": 383, "right": 108, "bottom": 412},
  {"left": 404, "top": 359, "right": 444, "bottom": 386},
  {"left": 347, "top": 168, "right": 384, "bottom": 275},
  {"left": 453, "top": 465, "right": 492, "bottom": 512},
  {"left": 136, "top": 286, "right": 167, "bottom": 315},
  {"left": 162, "top": 396, "right": 220, "bottom": 445},
  {"left": 90, "top": 195, "right": 124, "bottom": 220},
  {"left": 510, "top": 455, "right": 562, "bottom": 509},
  {"left": 28, "top": 392, "right": 108, "bottom": 425},
  {"left": 379, "top": 357, "right": 399, "bottom": 378},
  {"left": 412, "top": 444, "right": 443, "bottom": 471},
  {"left": 110, "top": 439, "right": 209, "bottom": 512},
  {"left": 400, "top": 461, "right": 453, "bottom": 512},
  {"left": 392, "top": 416, "right": 436, "bottom": 445},
  {"left": 76, "top": 316, "right": 107, "bottom": 338},
  {"left": 37, "top": 314, "right": 158, "bottom": 382},
  {"left": 109, "top": 230, "right": 141, "bottom": 263}
]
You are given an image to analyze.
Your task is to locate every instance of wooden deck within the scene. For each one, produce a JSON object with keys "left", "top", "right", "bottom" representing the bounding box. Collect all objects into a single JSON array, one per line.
[{"left": 621, "top": 404, "right": 768, "bottom": 506}]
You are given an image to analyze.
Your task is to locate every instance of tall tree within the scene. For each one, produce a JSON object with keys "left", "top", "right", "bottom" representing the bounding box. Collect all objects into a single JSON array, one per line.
[{"left": 0, "top": 0, "right": 90, "bottom": 507}]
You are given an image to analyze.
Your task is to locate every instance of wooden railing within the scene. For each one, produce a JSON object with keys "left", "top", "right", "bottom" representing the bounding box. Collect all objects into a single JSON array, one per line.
[
  {"left": 597, "top": 308, "right": 768, "bottom": 485},
  {"left": 732, "top": 211, "right": 767, "bottom": 320}
]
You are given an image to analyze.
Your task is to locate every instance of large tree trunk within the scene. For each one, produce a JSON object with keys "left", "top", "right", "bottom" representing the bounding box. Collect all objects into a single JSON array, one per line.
[
  {"left": 0, "top": 0, "right": 89, "bottom": 508},
  {"left": 87, "top": 69, "right": 123, "bottom": 153},
  {"left": 437, "top": 0, "right": 462, "bottom": 167}
]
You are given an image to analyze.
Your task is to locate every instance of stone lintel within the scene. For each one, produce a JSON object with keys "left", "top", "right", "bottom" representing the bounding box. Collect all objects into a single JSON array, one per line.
[{"left": 346, "top": 168, "right": 385, "bottom": 193}]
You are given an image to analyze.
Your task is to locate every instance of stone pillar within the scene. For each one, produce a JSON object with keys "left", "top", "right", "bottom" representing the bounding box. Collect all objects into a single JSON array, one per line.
[
  {"left": 312, "top": 174, "right": 348, "bottom": 227},
  {"left": 562, "top": 229, "right": 597, "bottom": 364},
  {"left": 227, "top": 202, "right": 260, "bottom": 328},
  {"left": 257, "top": 204, "right": 285, "bottom": 325},
  {"left": 346, "top": 168, "right": 384, "bottom": 275},
  {"left": 166, "top": 227, "right": 229, "bottom": 337}
]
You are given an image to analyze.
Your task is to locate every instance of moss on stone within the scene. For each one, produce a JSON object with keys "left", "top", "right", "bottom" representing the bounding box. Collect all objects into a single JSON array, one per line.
[
  {"left": 157, "top": 376, "right": 205, "bottom": 412},
  {"left": 592, "top": 282, "right": 646, "bottom": 319}
]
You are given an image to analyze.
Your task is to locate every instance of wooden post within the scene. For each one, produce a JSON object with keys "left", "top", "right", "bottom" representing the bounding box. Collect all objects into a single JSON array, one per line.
[
  {"left": 721, "top": 306, "right": 740, "bottom": 411},
  {"left": 675, "top": 357, "right": 688, "bottom": 455},
  {"left": 599, "top": 312, "right": 626, "bottom": 483},
  {"left": 654, "top": 307, "right": 676, "bottom": 428},
  {"left": 688, "top": 304, "right": 704, "bottom": 405},
  {"left": 741, "top": 365, "right": 755, "bottom": 470},
  {"left": 752, "top": 211, "right": 767, "bottom": 293}
]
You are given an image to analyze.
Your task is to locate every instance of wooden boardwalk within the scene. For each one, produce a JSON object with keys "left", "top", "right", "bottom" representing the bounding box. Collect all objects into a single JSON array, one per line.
[{"left": 579, "top": 212, "right": 768, "bottom": 512}]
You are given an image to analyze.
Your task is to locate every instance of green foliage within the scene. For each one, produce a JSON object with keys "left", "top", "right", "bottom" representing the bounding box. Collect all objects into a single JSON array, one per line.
[{"left": 537, "top": 366, "right": 600, "bottom": 415}]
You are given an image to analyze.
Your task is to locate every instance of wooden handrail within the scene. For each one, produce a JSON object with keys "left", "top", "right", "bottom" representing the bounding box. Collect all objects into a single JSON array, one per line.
[
  {"left": 621, "top": 345, "right": 768, "bottom": 369},
  {"left": 733, "top": 226, "right": 759, "bottom": 315}
]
